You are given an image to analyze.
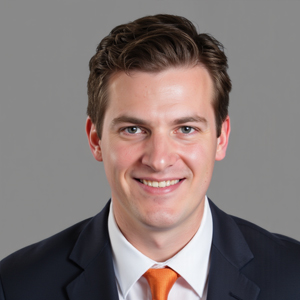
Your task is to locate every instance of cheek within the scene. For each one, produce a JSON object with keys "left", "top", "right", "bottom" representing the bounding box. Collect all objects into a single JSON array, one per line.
[
  {"left": 104, "top": 141, "right": 142, "bottom": 175},
  {"left": 182, "top": 143, "right": 216, "bottom": 175},
  {"left": 182, "top": 143, "right": 210, "bottom": 163}
]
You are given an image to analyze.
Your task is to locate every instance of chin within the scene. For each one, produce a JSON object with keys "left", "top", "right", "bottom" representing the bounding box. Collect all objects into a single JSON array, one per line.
[{"left": 142, "top": 211, "right": 182, "bottom": 230}]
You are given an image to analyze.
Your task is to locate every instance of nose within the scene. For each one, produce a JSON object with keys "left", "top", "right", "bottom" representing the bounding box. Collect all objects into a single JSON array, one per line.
[{"left": 141, "top": 133, "right": 179, "bottom": 171}]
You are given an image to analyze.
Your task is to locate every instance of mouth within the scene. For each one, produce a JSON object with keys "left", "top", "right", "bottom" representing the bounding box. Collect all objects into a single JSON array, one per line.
[{"left": 137, "top": 178, "right": 183, "bottom": 188}]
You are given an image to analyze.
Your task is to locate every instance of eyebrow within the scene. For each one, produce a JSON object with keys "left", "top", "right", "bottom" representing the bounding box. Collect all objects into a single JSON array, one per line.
[
  {"left": 110, "top": 115, "right": 207, "bottom": 128},
  {"left": 111, "top": 116, "right": 149, "bottom": 127},
  {"left": 172, "top": 116, "right": 207, "bottom": 125}
]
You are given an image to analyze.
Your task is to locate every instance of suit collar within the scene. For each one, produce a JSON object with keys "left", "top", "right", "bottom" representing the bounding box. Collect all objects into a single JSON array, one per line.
[
  {"left": 207, "top": 199, "right": 260, "bottom": 300},
  {"left": 65, "top": 199, "right": 261, "bottom": 300},
  {"left": 66, "top": 200, "right": 119, "bottom": 300}
]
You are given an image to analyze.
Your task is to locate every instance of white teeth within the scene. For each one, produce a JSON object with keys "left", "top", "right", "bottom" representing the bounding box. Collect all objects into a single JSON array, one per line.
[
  {"left": 140, "top": 179, "right": 180, "bottom": 188},
  {"left": 158, "top": 181, "right": 166, "bottom": 188}
]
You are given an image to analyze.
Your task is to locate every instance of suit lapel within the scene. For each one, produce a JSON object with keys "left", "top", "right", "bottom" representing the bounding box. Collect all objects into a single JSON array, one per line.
[
  {"left": 64, "top": 199, "right": 261, "bottom": 300},
  {"left": 66, "top": 201, "right": 119, "bottom": 300},
  {"left": 207, "top": 200, "right": 260, "bottom": 300}
]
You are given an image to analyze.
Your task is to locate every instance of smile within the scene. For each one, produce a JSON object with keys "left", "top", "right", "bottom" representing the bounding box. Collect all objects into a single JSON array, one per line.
[{"left": 139, "top": 179, "right": 180, "bottom": 188}]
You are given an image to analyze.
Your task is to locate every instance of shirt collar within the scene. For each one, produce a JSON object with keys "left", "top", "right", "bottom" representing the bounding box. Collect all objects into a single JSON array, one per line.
[{"left": 108, "top": 196, "right": 213, "bottom": 298}]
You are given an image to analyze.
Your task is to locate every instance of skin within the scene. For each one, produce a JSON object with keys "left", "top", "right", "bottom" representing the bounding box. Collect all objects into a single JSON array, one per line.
[{"left": 86, "top": 66, "right": 230, "bottom": 261}]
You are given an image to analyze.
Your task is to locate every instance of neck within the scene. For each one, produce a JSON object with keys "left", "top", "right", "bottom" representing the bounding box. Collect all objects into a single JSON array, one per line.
[
  {"left": 129, "top": 225, "right": 200, "bottom": 262},
  {"left": 113, "top": 202, "right": 204, "bottom": 262}
]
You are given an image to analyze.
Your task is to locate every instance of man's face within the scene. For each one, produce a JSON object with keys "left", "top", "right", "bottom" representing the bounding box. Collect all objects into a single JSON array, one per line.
[{"left": 88, "top": 66, "right": 230, "bottom": 235}]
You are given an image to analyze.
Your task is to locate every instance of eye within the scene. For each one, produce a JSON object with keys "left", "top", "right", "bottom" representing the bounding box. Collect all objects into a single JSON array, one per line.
[
  {"left": 124, "top": 126, "right": 142, "bottom": 134},
  {"left": 178, "top": 126, "right": 195, "bottom": 134}
]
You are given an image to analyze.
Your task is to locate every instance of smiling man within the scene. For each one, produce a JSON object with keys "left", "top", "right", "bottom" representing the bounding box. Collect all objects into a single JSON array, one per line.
[
  {"left": 87, "top": 66, "right": 229, "bottom": 265},
  {"left": 1, "top": 14, "right": 300, "bottom": 300}
]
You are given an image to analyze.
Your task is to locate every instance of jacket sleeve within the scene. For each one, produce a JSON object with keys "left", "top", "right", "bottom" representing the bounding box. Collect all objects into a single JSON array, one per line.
[{"left": 0, "top": 275, "right": 5, "bottom": 300}]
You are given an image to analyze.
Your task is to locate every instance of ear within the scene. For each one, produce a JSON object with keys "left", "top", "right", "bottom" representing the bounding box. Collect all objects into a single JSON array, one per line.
[
  {"left": 86, "top": 117, "right": 103, "bottom": 162},
  {"left": 215, "top": 116, "right": 231, "bottom": 161}
]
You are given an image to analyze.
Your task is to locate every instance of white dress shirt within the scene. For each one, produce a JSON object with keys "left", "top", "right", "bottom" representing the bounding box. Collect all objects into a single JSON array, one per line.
[{"left": 108, "top": 196, "right": 213, "bottom": 300}]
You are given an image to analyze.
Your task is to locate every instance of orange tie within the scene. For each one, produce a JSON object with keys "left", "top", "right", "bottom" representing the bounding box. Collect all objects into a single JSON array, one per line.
[{"left": 143, "top": 267, "right": 180, "bottom": 300}]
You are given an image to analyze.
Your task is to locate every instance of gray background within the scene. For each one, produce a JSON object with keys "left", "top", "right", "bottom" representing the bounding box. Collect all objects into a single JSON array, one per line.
[{"left": 1, "top": 0, "right": 299, "bottom": 260}]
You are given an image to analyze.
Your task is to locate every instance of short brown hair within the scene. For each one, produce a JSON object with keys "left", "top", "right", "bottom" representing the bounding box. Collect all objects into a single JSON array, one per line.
[{"left": 87, "top": 14, "right": 231, "bottom": 138}]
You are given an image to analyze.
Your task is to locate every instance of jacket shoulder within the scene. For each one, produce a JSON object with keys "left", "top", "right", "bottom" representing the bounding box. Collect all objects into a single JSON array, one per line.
[
  {"left": 232, "top": 215, "right": 300, "bottom": 252},
  {"left": 1, "top": 217, "right": 91, "bottom": 266},
  {"left": 231, "top": 214, "right": 300, "bottom": 293},
  {"left": 209, "top": 198, "right": 300, "bottom": 299},
  {"left": 0, "top": 217, "right": 92, "bottom": 298}
]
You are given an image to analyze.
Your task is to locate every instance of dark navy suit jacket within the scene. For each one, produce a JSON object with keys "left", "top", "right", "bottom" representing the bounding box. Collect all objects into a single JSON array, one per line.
[{"left": 1, "top": 199, "right": 300, "bottom": 300}]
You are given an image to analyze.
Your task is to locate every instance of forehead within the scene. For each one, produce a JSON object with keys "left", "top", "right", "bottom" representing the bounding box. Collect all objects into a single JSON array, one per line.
[{"left": 105, "top": 66, "right": 215, "bottom": 123}]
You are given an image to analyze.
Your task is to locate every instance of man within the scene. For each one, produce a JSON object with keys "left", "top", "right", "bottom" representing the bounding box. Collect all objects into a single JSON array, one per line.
[{"left": 0, "top": 14, "right": 300, "bottom": 300}]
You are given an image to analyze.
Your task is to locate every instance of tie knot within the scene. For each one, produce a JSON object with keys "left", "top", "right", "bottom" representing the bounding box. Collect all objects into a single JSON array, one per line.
[{"left": 143, "top": 267, "right": 180, "bottom": 300}]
